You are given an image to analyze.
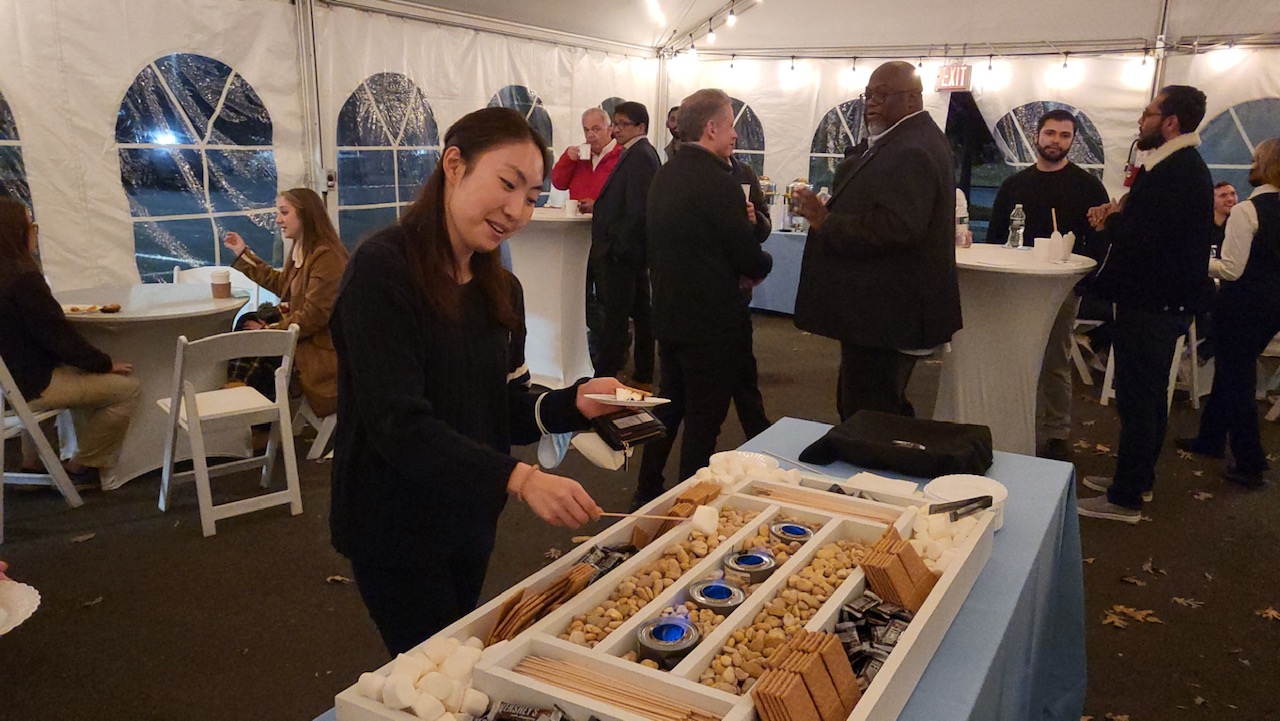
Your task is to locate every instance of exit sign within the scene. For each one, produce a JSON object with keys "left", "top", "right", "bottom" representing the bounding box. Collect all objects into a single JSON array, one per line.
[{"left": 936, "top": 64, "right": 972, "bottom": 91}]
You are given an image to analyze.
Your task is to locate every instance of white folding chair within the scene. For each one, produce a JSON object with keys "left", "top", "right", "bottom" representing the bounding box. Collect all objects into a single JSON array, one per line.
[
  {"left": 1, "top": 356, "right": 83, "bottom": 544},
  {"left": 1100, "top": 320, "right": 1197, "bottom": 411},
  {"left": 1071, "top": 319, "right": 1104, "bottom": 386},
  {"left": 157, "top": 325, "right": 302, "bottom": 537},
  {"left": 1257, "top": 333, "right": 1280, "bottom": 421},
  {"left": 292, "top": 398, "right": 336, "bottom": 461}
]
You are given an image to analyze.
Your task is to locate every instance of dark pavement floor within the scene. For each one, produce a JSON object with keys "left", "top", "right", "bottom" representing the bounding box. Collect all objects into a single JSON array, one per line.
[{"left": 1, "top": 313, "right": 1278, "bottom": 721}]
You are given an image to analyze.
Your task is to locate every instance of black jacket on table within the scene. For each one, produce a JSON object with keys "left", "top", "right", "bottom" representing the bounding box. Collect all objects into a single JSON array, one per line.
[
  {"left": 590, "top": 137, "right": 661, "bottom": 266},
  {"left": 1090, "top": 140, "right": 1214, "bottom": 313},
  {"left": 647, "top": 144, "right": 773, "bottom": 345},
  {"left": 0, "top": 265, "right": 111, "bottom": 400},
  {"left": 794, "top": 112, "right": 962, "bottom": 350},
  {"left": 328, "top": 228, "right": 590, "bottom": 566}
]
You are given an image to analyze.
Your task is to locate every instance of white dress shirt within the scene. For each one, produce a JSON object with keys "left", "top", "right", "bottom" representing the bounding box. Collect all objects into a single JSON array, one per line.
[{"left": 1211, "top": 184, "right": 1280, "bottom": 281}]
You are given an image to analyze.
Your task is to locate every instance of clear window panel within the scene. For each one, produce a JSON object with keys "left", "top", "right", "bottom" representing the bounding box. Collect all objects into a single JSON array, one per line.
[
  {"left": 339, "top": 207, "right": 398, "bottom": 250},
  {"left": 731, "top": 98, "right": 766, "bottom": 152},
  {"left": 154, "top": 54, "right": 231, "bottom": 142},
  {"left": 207, "top": 149, "right": 278, "bottom": 213},
  {"left": 337, "top": 149, "right": 396, "bottom": 206},
  {"left": 115, "top": 65, "right": 198, "bottom": 145},
  {"left": 209, "top": 73, "right": 273, "bottom": 146},
  {"left": 337, "top": 85, "right": 389, "bottom": 147},
  {"left": 397, "top": 149, "right": 439, "bottom": 204},
  {"left": 734, "top": 152, "right": 765, "bottom": 177},
  {"left": 214, "top": 213, "right": 282, "bottom": 267},
  {"left": 364, "top": 73, "right": 418, "bottom": 145},
  {"left": 808, "top": 157, "right": 840, "bottom": 193},
  {"left": 1233, "top": 98, "right": 1280, "bottom": 148},
  {"left": 0, "top": 147, "right": 31, "bottom": 208},
  {"left": 0, "top": 90, "right": 18, "bottom": 141},
  {"left": 133, "top": 218, "right": 216, "bottom": 282},
  {"left": 118, "top": 147, "right": 207, "bottom": 217},
  {"left": 398, "top": 87, "right": 439, "bottom": 147},
  {"left": 600, "top": 96, "right": 626, "bottom": 117}
]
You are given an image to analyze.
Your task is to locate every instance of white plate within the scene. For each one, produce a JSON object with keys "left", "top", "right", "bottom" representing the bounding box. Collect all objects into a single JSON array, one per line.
[
  {"left": 0, "top": 579, "right": 41, "bottom": 636},
  {"left": 923, "top": 474, "right": 1009, "bottom": 531},
  {"left": 583, "top": 393, "right": 671, "bottom": 408},
  {"left": 709, "top": 450, "right": 780, "bottom": 470},
  {"left": 60, "top": 304, "right": 101, "bottom": 314}
]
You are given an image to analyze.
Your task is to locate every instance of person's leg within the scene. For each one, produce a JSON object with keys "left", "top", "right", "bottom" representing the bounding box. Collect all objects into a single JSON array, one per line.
[
  {"left": 27, "top": 366, "right": 141, "bottom": 470},
  {"left": 732, "top": 315, "right": 771, "bottom": 439},
  {"left": 630, "top": 266, "right": 655, "bottom": 385},
  {"left": 593, "top": 261, "right": 636, "bottom": 379},
  {"left": 1218, "top": 310, "right": 1280, "bottom": 475},
  {"left": 1109, "top": 307, "right": 1189, "bottom": 509},
  {"left": 636, "top": 343, "right": 685, "bottom": 506},
  {"left": 676, "top": 341, "right": 740, "bottom": 482},
  {"left": 838, "top": 343, "right": 918, "bottom": 420},
  {"left": 351, "top": 555, "right": 465, "bottom": 656},
  {"left": 1036, "top": 296, "right": 1079, "bottom": 451},
  {"left": 585, "top": 260, "right": 606, "bottom": 359}
]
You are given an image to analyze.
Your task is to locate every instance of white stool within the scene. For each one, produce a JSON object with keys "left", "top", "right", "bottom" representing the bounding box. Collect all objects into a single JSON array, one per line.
[{"left": 293, "top": 399, "right": 336, "bottom": 461}]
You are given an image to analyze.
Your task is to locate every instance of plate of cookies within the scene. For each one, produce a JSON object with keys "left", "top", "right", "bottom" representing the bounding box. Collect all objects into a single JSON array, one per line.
[{"left": 585, "top": 386, "right": 670, "bottom": 408}]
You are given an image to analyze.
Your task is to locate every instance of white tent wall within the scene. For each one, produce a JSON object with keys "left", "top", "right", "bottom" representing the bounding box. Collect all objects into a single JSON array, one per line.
[
  {"left": 313, "top": 3, "right": 659, "bottom": 222},
  {"left": 1166, "top": 0, "right": 1280, "bottom": 40},
  {"left": 0, "top": 0, "right": 308, "bottom": 290},
  {"left": 1164, "top": 49, "right": 1280, "bottom": 120}
]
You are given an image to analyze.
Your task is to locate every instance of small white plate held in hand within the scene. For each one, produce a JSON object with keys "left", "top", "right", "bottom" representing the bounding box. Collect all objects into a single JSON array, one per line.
[
  {"left": 0, "top": 579, "right": 41, "bottom": 636},
  {"left": 583, "top": 394, "right": 671, "bottom": 408}
]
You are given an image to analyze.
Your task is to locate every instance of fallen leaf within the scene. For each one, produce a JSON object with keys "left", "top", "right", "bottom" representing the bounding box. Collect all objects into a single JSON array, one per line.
[
  {"left": 1192, "top": 470, "right": 1204, "bottom": 477},
  {"left": 1082, "top": 420, "right": 1097, "bottom": 426},
  {"left": 1074, "top": 440, "right": 1093, "bottom": 449},
  {"left": 70, "top": 533, "right": 96, "bottom": 543},
  {"left": 1102, "top": 613, "right": 1129, "bottom": 628},
  {"left": 82, "top": 596, "right": 104, "bottom": 608},
  {"left": 1192, "top": 490, "right": 1213, "bottom": 501},
  {"left": 544, "top": 547, "right": 563, "bottom": 560},
  {"left": 1177, "top": 450, "right": 1195, "bottom": 460},
  {"left": 1257, "top": 607, "right": 1280, "bottom": 621},
  {"left": 1172, "top": 597, "right": 1204, "bottom": 608},
  {"left": 1121, "top": 576, "right": 1148, "bottom": 587},
  {"left": 1141, "top": 558, "right": 1167, "bottom": 575},
  {"left": 1105, "top": 713, "right": 1131, "bottom": 720},
  {"left": 1240, "top": 659, "right": 1251, "bottom": 667},
  {"left": 1145, "top": 614, "right": 1164, "bottom": 623},
  {"left": 325, "top": 575, "right": 352, "bottom": 585},
  {"left": 1140, "top": 514, "right": 1154, "bottom": 522},
  {"left": 1083, "top": 557, "right": 1096, "bottom": 565},
  {"left": 1205, "top": 572, "right": 1214, "bottom": 581},
  {"left": 1094, "top": 443, "right": 1111, "bottom": 454},
  {"left": 571, "top": 535, "right": 593, "bottom": 543},
  {"left": 1194, "top": 696, "right": 1207, "bottom": 706}
]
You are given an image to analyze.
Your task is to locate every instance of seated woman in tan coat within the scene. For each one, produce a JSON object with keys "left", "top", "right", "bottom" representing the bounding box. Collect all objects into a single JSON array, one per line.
[{"left": 222, "top": 187, "right": 348, "bottom": 417}]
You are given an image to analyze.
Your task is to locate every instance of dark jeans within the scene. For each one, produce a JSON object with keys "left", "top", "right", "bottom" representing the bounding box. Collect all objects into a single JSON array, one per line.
[
  {"left": 585, "top": 260, "right": 605, "bottom": 358},
  {"left": 1193, "top": 289, "right": 1280, "bottom": 474},
  {"left": 733, "top": 315, "right": 771, "bottom": 439},
  {"left": 636, "top": 333, "right": 758, "bottom": 503},
  {"left": 837, "top": 343, "right": 919, "bottom": 420},
  {"left": 593, "top": 260, "right": 655, "bottom": 383},
  {"left": 1108, "top": 306, "right": 1192, "bottom": 509},
  {"left": 350, "top": 539, "right": 494, "bottom": 655}
]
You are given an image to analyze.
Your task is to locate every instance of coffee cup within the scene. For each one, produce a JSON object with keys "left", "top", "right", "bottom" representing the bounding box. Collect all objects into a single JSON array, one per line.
[
  {"left": 564, "top": 201, "right": 579, "bottom": 218},
  {"left": 1031, "top": 238, "right": 1054, "bottom": 261},
  {"left": 210, "top": 268, "right": 232, "bottom": 299},
  {"left": 577, "top": 143, "right": 592, "bottom": 159},
  {"left": 741, "top": 184, "right": 751, "bottom": 201}
]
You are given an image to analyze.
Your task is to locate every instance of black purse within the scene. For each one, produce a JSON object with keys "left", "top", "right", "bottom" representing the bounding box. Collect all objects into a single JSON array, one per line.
[{"left": 799, "top": 410, "right": 993, "bottom": 478}]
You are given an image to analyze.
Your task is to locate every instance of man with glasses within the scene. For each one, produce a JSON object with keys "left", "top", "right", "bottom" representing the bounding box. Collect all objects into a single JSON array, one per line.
[
  {"left": 986, "top": 109, "right": 1110, "bottom": 461},
  {"left": 791, "top": 61, "right": 961, "bottom": 419},
  {"left": 1078, "top": 85, "right": 1214, "bottom": 523},
  {"left": 589, "top": 101, "right": 661, "bottom": 386}
]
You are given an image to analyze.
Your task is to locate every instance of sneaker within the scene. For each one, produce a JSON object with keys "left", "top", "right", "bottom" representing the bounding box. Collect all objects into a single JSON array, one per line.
[
  {"left": 1041, "top": 438, "right": 1072, "bottom": 462},
  {"left": 1082, "top": 475, "right": 1153, "bottom": 503},
  {"left": 1223, "top": 465, "right": 1267, "bottom": 489},
  {"left": 1174, "top": 437, "right": 1225, "bottom": 459},
  {"left": 1077, "top": 494, "right": 1142, "bottom": 524}
]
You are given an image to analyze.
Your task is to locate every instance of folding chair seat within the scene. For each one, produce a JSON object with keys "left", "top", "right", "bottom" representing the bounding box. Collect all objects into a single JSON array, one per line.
[
  {"left": 1, "top": 356, "right": 83, "bottom": 544},
  {"left": 157, "top": 325, "right": 302, "bottom": 537},
  {"left": 292, "top": 398, "right": 336, "bottom": 461},
  {"left": 1100, "top": 320, "right": 1202, "bottom": 411}
]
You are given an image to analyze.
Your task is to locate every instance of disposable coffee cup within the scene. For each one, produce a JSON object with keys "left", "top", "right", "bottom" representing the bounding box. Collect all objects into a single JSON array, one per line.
[
  {"left": 741, "top": 184, "right": 751, "bottom": 201},
  {"left": 210, "top": 268, "right": 232, "bottom": 299},
  {"left": 1031, "top": 238, "right": 1054, "bottom": 261},
  {"left": 564, "top": 201, "right": 579, "bottom": 218},
  {"left": 577, "top": 143, "right": 591, "bottom": 159}
]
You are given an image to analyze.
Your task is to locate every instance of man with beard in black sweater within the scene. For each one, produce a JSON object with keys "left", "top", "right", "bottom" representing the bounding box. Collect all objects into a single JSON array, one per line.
[{"left": 1078, "top": 85, "right": 1214, "bottom": 523}]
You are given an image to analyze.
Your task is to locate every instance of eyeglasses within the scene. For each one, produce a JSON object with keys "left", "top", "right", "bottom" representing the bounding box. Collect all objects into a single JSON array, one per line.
[
  {"left": 30, "top": 222, "right": 38, "bottom": 235},
  {"left": 860, "top": 89, "right": 914, "bottom": 105},
  {"left": 1139, "top": 109, "right": 1164, "bottom": 120},
  {"left": 613, "top": 120, "right": 639, "bottom": 129}
]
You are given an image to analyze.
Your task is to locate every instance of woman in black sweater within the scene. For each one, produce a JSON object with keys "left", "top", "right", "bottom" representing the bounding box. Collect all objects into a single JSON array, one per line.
[
  {"left": 0, "top": 198, "right": 139, "bottom": 488},
  {"left": 329, "top": 108, "right": 621, "bottom": 654}
]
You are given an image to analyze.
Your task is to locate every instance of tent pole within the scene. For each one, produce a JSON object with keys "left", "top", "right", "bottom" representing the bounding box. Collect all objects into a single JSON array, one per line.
[
  {"left": 656, "top": 54, "right": 671, "bottom": 153},
  {"left": 295, "top": 0, "right": 326, "bottom": 205},
  {"left": 1150, "top": 0, "right": 1172, "bottom": 98}
]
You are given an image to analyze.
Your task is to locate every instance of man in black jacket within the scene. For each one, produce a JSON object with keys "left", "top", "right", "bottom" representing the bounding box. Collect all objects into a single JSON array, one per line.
[
  {"left": 1078, "top": 85, "right": 1214, "bottom": 523},
  {"left": 590, "top": 101, "right": 661, "bottom": 384},
  {"left": 792, "top": 61, "right": 961, "bottom": 419},
  {"left": 635, "top": 89, "right": 773, "bottom": 507}
]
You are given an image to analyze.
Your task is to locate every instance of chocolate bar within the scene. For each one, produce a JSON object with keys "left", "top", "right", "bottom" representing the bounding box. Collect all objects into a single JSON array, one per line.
[{"left": 491, "top": 702, "right": 565, "bottom": 721}]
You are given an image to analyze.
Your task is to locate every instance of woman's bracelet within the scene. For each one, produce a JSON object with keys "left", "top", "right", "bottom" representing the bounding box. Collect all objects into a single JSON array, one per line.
[{"left": 509, "top": 463, "right": 539, "bottom": 502}]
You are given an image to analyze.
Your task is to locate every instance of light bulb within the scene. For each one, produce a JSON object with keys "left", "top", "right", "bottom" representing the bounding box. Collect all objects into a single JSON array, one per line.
[
  {"left": 730, "top": 54, "right": 735, "bottom": 69},
  {"left": 790, "top": 56, "right": 796, "bottom": 71},
  {"left": 707, "top": 27, "right": 716, "bottom": 44},
  {"left": 726, "top": 7, "right": 737, "bottom": 27},
  {"left": 987, "top": 55, "right": 993, "bottom": 70},
  {"left": 1062, "top": 54, "right": 1069, "bottom": 69}
]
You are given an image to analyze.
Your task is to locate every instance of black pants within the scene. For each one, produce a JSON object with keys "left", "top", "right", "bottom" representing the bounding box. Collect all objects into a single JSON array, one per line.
[
  {"left": 637, "top": 333, "right": 757, "bottom": 503},
  {"left": 837, "top": 343, "right": 919, "bottom": 420},
  {"left": 585, "top": 260, "right": 606, "bottom": 358},
  {"left": 733, "top": 313, "right": 770, "bottom": 438},
  {"left": 593, "top": 260, "right": 655, "bottom": 383},
  {"left": 350, "top": 538, "right": 494, "bottom": 656},
  {"left": 1193, "top": 288, "right": 1280, "bottom": 474},
  {"left": 1108, "top": 306, "right": 1192, "bottom": 509}
]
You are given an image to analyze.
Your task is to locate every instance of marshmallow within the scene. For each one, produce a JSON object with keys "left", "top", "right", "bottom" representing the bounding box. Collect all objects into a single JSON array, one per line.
[
  {"left": 393, "top": 653, "right": 429, "bottom": 681},
  {"left": 441, "top": 652, "right": 476, "bottom": 682},
  {"left": 422, "top": 637, "right": 453, "bottom": 665},
  {"left": 452, "top": 645, "right": 483, "bottom": 667},
  {"left": 912, "top": 516, "right": 929, "bottom": 537},
  {"left": 444, "top": 683, "right": 466, "bottom": 713},
  {"left": 690, "top": 504, "right": 719, "bottom": 536},
  {"left": 953, "top": 516, "right": 978, "bottom": 542},
  {"left": 356, "top": 672, "right": 386, "bottom": 702},
  {"left": 417, "top": 672, "right": 454, "bottom": 701},
  {"left": 440, "top": 713, "right": 460, "bottom": 721},
  {"left": 411, "top": 693, "right": 447, "bottom": 721},
  {"left": 926, "top": 514, "right": 949, "bottom": 540},
  {"left": 464, "top": 636, "right": 485, "bottom": 650},
  {"left": 445, "top": 637, "right": 462, "bottom": 653},
  {"left": 461, "top": 688, "right": 490, "bottom": 717},
  {"left": 383, "top": 674, "right": 419, "bottom": 709},
  {"left": 937, "top": 548, "right": 958, "bottom": 573}
]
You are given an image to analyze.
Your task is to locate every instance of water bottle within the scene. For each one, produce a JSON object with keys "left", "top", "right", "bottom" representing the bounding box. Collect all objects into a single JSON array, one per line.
[
  {"left": 1006, "top": 204, "right": 1026, "bottom": 249},
  {"left": 955, "top": 189, "right": 971, "bottom": 248},
  {"left": 817, "top": 186, "right": 831, "bottom": 204}
]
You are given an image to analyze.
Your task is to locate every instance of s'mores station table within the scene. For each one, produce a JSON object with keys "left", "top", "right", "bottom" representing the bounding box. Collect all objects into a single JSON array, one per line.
[{"left": 319, "top": 418, "right": 1085, "bottom": 721}]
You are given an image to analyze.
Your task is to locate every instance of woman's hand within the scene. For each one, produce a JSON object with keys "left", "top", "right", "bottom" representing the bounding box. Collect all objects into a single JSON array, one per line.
[
  {"left": 576, "top": 377, "right": 626, "bottom": 419},
  {"left": 511, "top": 465, "right": 602, "bottom": 527},
  {"left": 0, "top": 560, "right": 9, "bottom": 580},
  {"left": 110, "top": 362, "right": 134, "bottom": 375},
  {"left": 222, "top": 232, "right": 248, "bottom": 258}
]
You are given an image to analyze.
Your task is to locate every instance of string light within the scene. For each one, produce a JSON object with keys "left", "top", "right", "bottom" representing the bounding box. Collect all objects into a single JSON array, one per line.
[
  {"left": 706, "top": 21, "right": 716, "bottom": 45},
  {"left": 851, "top": 56, "right": 857, "bottom": 72},
  {"left": 730, "top": 53, "right": 736, "bottom": 69},
  {"left": 688, "top": 34, "right": 697, "bottom": 59},
  {"left": 790, "top": 55, "right": 796, "bottom": 71},
  {"left": 915, "top": 58, "right": 923, "bottom": 75},
  {"left": 987, "top": 55, "right": 993, "bottom": 70},
  {"left": 1142, "top": 47, "right": 1149, "bottom": 65},
  {"left": 726, "top": 4, "right": 737, "bottom": 27},
  {"left": 1062, "top": 53, "right": 1070, "bottom": 69}
]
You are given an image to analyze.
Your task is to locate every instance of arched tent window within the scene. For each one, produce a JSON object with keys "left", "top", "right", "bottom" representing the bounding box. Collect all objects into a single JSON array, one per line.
[
  {"left": 336, "top": 73, "right": 441, "bottom": 248},
  {"left": 810, "top": 99, "right": 866, "bottom": 191},
  {"left": 0, "top": 89, "right": 30, "bottom": 208},
  {"left": 600, "top": 96, "right": 626, "bottom": 118},
  {"left": 1200, "top": 97, "right": 1280, "bottom": 196},
  {"left": 730, "top": 97, "right": 765, "bottom": 176},
  {"left": 488, "top": 85, "right": 553, "bottom": 205},
  {"left": 115, "top": 54, "right": 277, "bottom": 282},
  {"left": 993, "top": 101, "right": 1104, "bottom": 179}
]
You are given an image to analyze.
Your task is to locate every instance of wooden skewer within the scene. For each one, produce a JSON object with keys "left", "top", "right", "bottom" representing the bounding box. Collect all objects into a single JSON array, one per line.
[
  {"left": 516, "top": 656, "right": 721, "bottom": 721},
  {"left": 1051, "top": 207, "right": 1060, "bottom": 234},
  {"left": 755, "top": 486, "right": 900, "bottom": 524},
  {"left": 600, "top": 511, "right": 693, "bottom": 522}
]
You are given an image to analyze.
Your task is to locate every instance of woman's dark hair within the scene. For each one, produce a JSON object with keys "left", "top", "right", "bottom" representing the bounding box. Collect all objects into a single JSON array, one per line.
[
  {"left": 0, "top": 197, "right": 37, "bottom": 270},
  {"left": 279, "top": 187, "right": 348, "bottom": 261},
  {"left": 399, "top": 106, "right": 548, "bottom": 331}
]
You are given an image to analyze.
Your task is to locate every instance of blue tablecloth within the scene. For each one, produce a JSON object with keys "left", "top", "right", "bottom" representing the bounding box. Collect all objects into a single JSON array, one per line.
[
  {"left": 314, "top": 417, "right": 1084, "bottom": 721},
  {"left": 749, "top": 230, "right": 805, "bottom": 315}
]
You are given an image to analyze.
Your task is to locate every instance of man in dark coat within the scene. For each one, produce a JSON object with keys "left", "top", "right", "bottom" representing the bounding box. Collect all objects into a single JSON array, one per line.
[
  {"left": 590, "top": 101, "right": 661, "bottom": 384},
  {"left": 1078, "top": 85, "right": 1214, "bottom": 523},
  {"left": 635, "top": 89, "right": 773, "bottom": 508},
  {"left": 792, "top": 60, "right": 961, "bottom": 420}
]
